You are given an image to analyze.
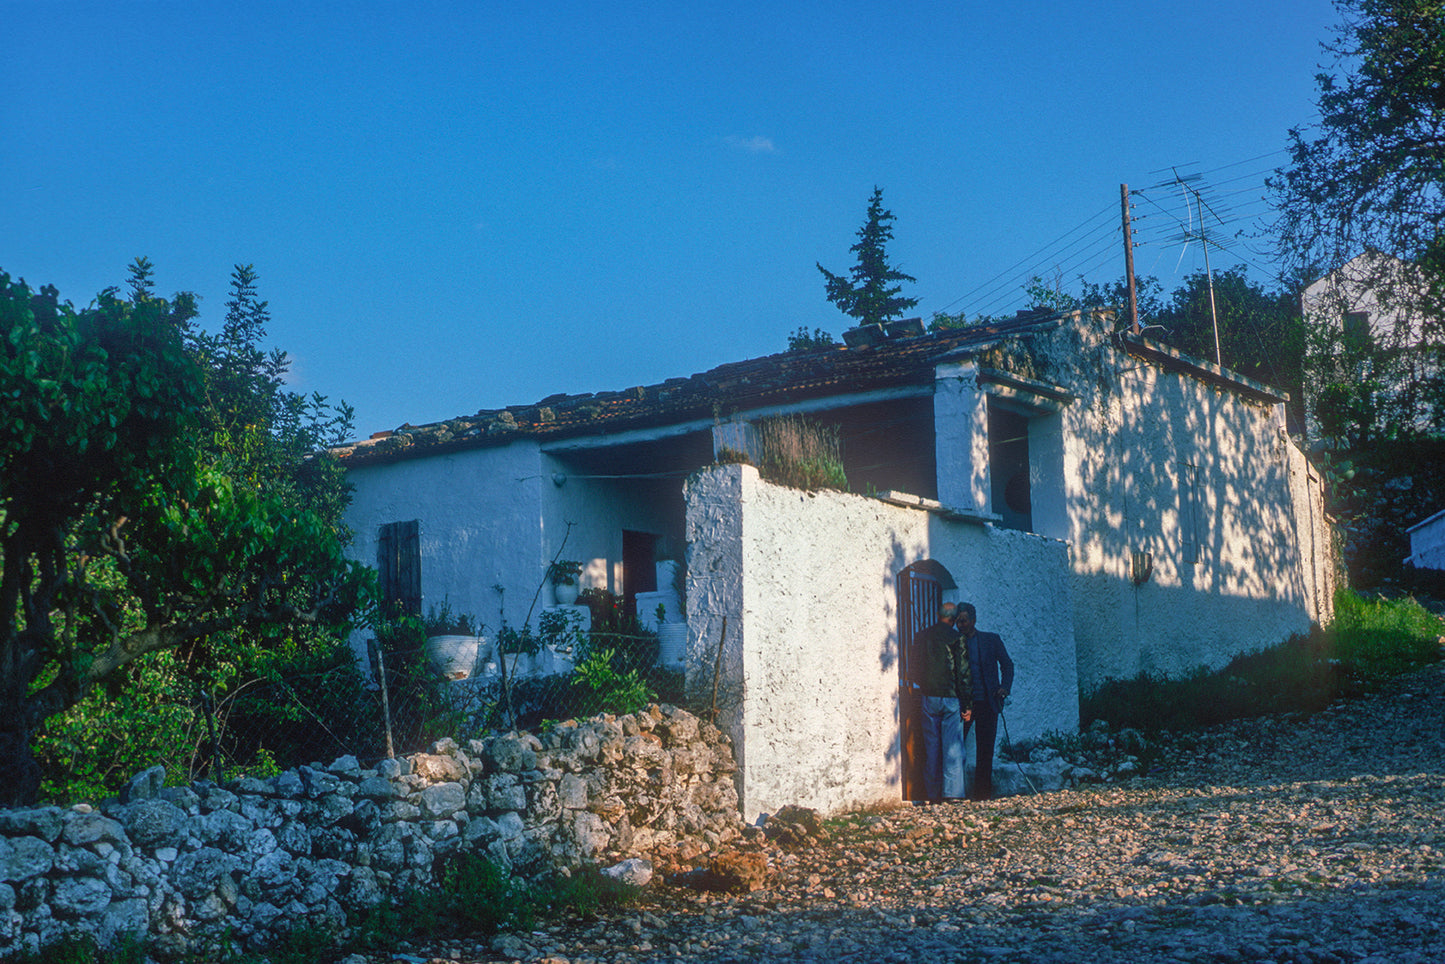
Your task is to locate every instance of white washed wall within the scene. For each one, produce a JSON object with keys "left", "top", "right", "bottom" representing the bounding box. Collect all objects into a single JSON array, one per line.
[
  {"left": 343, "top": 441, "right": 691, "bottom": 645},
  {"left": 684, "top": 464, "right": 1075, "bottom": 822},
  {"left": 1287, "top": 440, "right": 1339, "bottom": 622},
  {"left": 344, "top": 442, "right": 548, "bottom": 636},
  {"left": 542, "top": 451, "right": 684, "bottom": 597},
  {"left": 1017, "top": 315, "right": 1329, "bottom": 691}
]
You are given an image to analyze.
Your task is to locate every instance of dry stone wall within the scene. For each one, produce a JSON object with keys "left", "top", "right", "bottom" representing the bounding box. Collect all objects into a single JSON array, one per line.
[{"left": 0, "top": 704, "right": 742, "bottom": 960}]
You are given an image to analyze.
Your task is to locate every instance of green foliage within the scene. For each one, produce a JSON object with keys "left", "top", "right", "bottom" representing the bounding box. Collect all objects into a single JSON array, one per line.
[
  {"left": 577, "top": 588, "right": 658, "bottom": 676},
  {"left": 817, "top": 186, "right": 918, "bottom": 327},
  {"left": 1009, "top": 267, "right": 1309, "bottom": 432},
  {"left": 753, "top": 414, "right": 848, "bottom": 491},
  {"left": 3, "top": 931, "right": 146, "bottom": 964},
  {"left": 786, "top": 326, "right": 837, "bottom": 352},
  {"left": 1081, "top": 590, "right": 1444, "bottom": 732},
  {"left": 1270, "top": 0, "right": 1445, "bottom": 298},
  {"left": 573, "top": 647, "right": 655, "bottom": 716},
  {"left": 248, "top": 923, "right": 341, "bottom": 964},
  {"left": 0, "top": 263, "right": 373, "bottom": 805},
  {"left": 547, "top": 559, "right": 584, "bottom": 586},
  {"left": 399, "top": 852, "right": 538, "bottom": 937},
  {"left": 1330, "top": 589, "right": 1445, "bottom": 679},
  {"left": 373, "top": 614, "right": 465, "bottom": 754},
  {"left": 34, "top": 652, "right": 195, "bottom": 802},
  {"left": 348, "top": 858, "right": 640, "bottom": 958},
  {"left": 1022, "top": 271, "right": 1081, "bottom": 313},
  {"left": 1269, "top": 0, "right": 1445, "bottom": 491},
  {"left": 423, "top": 600, "right": 480, "bottom": 637},
  {"left": 929, "top": 309, "right": 982, "bottom": 332},
  {"left": 545, "top": 866, "right": 643, "bottom": 917}
]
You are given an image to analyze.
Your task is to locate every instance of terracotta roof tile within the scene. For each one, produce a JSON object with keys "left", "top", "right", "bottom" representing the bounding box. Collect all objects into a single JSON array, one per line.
[{"left": 333, "top": 311, "right": 1066, "bottom": 465}]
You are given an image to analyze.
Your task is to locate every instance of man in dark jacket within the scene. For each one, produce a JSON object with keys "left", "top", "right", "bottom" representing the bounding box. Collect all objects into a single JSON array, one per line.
[
  {"left": 956, "top": 602, "right": 1014, "bottom": 801},
  {"left": 913, "top": 602, "right": 972, "bottom": 803}
]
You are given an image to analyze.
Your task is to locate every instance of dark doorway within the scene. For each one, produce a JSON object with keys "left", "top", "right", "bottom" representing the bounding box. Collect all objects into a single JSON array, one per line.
[{"left": 622, "top": 530, "right": 658, "bottom": 617}]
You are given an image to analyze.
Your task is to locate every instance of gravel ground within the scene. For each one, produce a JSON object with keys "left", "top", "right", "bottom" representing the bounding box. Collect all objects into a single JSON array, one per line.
[{"left": 396, "top": 661, "right": 1445, "bottom": 964}]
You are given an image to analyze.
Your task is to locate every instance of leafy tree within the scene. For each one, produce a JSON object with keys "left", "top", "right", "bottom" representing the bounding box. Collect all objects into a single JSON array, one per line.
[
  {"left": 1267, "top": 0, "right": 1445, "bottom": 584},
  {"left": 817, "top": 187, "right": 918, "bottom": 327},
  {"left": 1269, "top": 0, "right": 1445, "bottom": 437},
  {"left": 1270, "top": 0, "right": 1445, "bottom": 297},
  {"left": 1003, "top": 269, "right": 1308, "bottom": 430},
  {"left": 1153, "top": 268, "right": 1307, "bottom": 433},
  {"left": 1, "top": 267, "right": 371, "bottom": 805}
]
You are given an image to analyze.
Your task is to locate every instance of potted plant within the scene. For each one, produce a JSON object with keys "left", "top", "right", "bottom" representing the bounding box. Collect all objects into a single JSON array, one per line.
[
  {"left": 423, "top": 601, "right": 483, "bottom": 681},
  {"left": 547, "top": 560, "right": 584, "bottom": 605}
]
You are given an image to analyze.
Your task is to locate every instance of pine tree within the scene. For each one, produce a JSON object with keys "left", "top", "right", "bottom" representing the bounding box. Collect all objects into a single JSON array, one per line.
[{"left": 817, "top": 187, "right": 918, "bottom": 327}]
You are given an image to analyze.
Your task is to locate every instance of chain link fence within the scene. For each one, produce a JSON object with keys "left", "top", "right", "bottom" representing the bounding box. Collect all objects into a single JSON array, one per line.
[
  {"left": 34, "top": 590, "right": 742, "bottom": 805},
  {"left": 37, "top": 622, "right": 705, "bottom": 805}
]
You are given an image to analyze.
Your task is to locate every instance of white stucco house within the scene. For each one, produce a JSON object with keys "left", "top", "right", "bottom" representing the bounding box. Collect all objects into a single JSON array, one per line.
[
  {"left": 333, "top": 308, "right": 1337, "bottom": 820},
  {"left": 1301, "top": 250, "right": 1443, "bottom": 440}
]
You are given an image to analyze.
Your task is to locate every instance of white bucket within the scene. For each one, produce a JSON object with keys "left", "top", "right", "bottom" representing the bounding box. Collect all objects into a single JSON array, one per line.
[{"left": 657, "top": 624, "right": 687, "bottom": 668}]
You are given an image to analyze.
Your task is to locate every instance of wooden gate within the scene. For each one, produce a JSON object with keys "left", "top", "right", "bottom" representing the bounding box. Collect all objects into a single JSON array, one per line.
[{"left": 897, "top": 565, "right": 943, "bottom": 803}]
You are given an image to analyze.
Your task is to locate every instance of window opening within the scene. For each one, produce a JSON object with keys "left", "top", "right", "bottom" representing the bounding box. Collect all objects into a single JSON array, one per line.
[{"left": 988, "top": 402, "right": 1032, "bottom": 532}]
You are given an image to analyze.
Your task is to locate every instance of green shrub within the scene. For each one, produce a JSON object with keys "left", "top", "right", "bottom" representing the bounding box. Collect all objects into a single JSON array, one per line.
[
  {"left": 1081, "top": 590, "right": 1443, "bottom": 733},
  {"left": 544, "top": 866, "right": 643, "bottom": 917},
  {"left": 573, "top": 648, "right": 655, "bottom": 716},
  {"left": 353, "top": 853, "right": 536, "bottom": 947},
  {"left": 5, "top": 932, "right": 145, "bottom": 964}
]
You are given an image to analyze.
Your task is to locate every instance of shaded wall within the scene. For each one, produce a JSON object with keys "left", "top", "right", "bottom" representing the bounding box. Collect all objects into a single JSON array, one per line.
[
  {"left": 1012, "top": 314, "right": 1336, "bottom": 691},
  {"left": 344, "top": 442, "right": 547, "bottom": 635}
]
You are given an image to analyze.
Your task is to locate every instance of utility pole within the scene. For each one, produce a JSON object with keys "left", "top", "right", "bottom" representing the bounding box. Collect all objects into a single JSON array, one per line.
[{"left": 1120, "top": 184, "right": 1140, "bottom": 335}]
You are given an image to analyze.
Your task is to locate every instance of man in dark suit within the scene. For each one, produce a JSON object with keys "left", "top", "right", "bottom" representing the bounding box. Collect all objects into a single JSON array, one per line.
[
  {"left": 913, "top": 602, "right": 972, "bottom": 803},
  {"left": 956, "top": 602, "right": 1014, "bottom": 801}
]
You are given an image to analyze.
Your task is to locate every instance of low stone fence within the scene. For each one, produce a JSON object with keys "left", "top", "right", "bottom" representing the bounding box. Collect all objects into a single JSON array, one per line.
[{"left": 0, "top": 704, "right": 743, "bottom": 960}]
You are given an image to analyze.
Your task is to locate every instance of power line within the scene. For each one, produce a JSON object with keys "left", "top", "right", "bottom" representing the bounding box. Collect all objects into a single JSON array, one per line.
[
  {"left": 935, "top": 154, "right": 1289, "bottom": 321},
  {"left": 935, "top": 203, "right": 1114, "bottom": 315}
]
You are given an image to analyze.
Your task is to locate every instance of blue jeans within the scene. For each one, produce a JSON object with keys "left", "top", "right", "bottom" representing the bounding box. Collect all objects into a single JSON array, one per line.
[{"left": 921, "top": 695, "right": 966, "bottom": 801}]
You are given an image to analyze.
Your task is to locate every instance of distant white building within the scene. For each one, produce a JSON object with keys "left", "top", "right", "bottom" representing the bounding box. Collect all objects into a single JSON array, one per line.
[
  {"left": 1407, "top": 510, "right": 1445, "bottom": 571},
  {"left": 1301, "top": 251, "right": 1442, "bottom": 441}
]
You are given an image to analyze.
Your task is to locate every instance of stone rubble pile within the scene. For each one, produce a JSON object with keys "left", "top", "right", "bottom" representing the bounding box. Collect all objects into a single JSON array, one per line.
[
  {"left": 401, "top": 662, "right": 1445, "bottom": 964},
  {"left": 0, "top": 704, "right": 744, "bottom": 960}
]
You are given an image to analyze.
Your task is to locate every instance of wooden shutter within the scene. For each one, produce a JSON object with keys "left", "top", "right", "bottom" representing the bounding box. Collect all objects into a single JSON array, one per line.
[{"left": 378, "top": 520, "right": 421, "bottom": 617}]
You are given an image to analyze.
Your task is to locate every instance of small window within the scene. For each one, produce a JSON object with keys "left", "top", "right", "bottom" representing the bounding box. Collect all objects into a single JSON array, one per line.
[
  {"left": 988, "top": 401, "right": 1032, "bottom": 532},
  {"left": 1343, "top": 311, "right": 1372, "bottom": 347},
  {"left": 377, "top": 520, "right": 421, "bottom": 618},
  {"left": 1179, "top": 462, "right": 1202, "bottom": 565}
]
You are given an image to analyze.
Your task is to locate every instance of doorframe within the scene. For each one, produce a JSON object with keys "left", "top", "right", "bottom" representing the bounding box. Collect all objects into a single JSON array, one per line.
[{"left": 896, "top": 560, "right": 956, "bottom": 802}]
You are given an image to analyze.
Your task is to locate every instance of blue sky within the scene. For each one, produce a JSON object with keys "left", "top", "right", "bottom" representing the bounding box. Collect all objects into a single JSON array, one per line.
[{"left": 3, "top": 0, "right": 1340, "bottom": 437}]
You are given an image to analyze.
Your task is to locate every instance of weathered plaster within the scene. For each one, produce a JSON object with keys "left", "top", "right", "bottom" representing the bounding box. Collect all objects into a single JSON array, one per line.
[
  {"left": 933, "top": 361, "right": 989, "bottom": 513},
  {"left": 344, "top": 441, "right": 547, "bottom": 634},
  {"left": 1013, "top": 312, "right": 1337, "bottom": 690},
  {"left": 343, "top": 439, "right": 690, "bottom": 641},
  {"left": 684, "top": 464, "right": 1075, "bottom": 822}
]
